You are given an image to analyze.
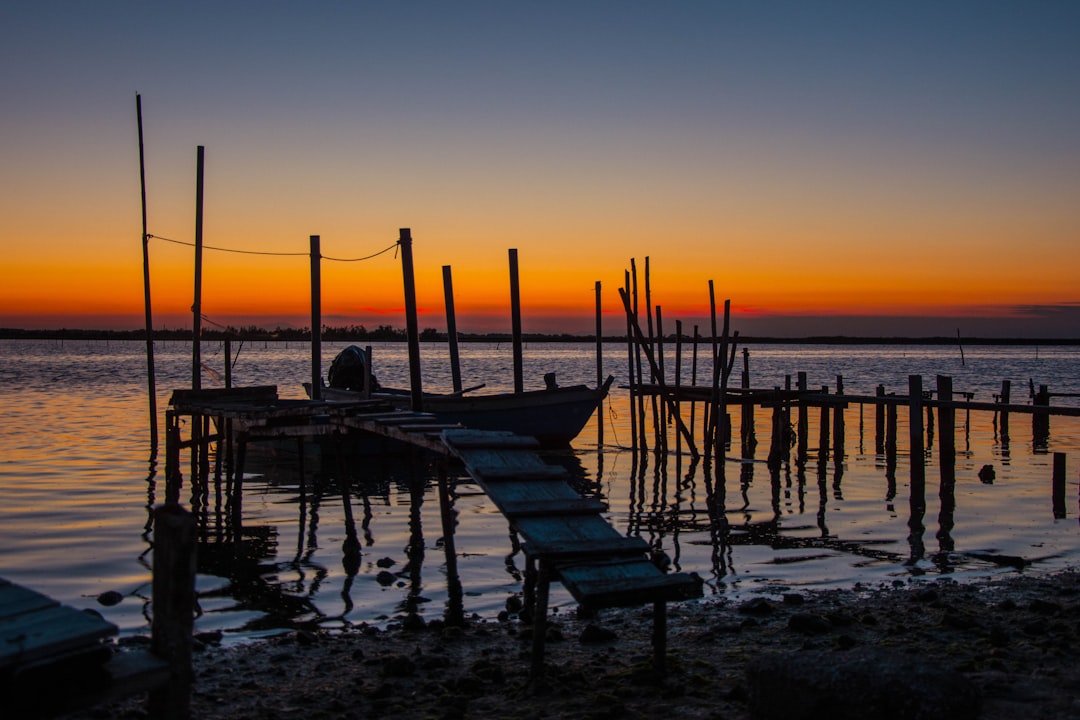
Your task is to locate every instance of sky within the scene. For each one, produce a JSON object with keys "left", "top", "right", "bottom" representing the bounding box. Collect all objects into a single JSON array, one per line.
[{"left": 2, "top": 2, "right": 1079, "bottom": 338}]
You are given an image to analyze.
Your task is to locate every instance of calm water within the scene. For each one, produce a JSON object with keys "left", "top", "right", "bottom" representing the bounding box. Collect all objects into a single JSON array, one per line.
[{"left": 1, "top": 339, "right": 1078, "bottom": 641}]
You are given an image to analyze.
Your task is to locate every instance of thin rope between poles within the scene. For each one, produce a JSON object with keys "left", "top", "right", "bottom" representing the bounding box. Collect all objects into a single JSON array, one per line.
[{"left": 147, "top": 234, "right": 399, "bottom": 262}]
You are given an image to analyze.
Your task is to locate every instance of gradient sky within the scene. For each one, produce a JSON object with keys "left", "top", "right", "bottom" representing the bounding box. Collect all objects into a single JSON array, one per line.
[{"left": 2, "top": 2, "right": 1078, "bottom": 337}]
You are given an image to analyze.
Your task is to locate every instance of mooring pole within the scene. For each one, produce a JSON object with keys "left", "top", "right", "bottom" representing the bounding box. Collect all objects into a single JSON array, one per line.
[
  {"left": 509, "top": 248, "right": 524, "bottom": 394},
  {"left": 595, "top": 280, "right": 604, "bottom": 447},
  {"left": 136, "top": 93, "right": 158, "bottom": 446},
  {"left": 192, "top": 145, "right": 205, "bottom": 391},
  {"left": 148, "top": 503, "right": 196, "bottom": 720},
  {"left": 310, "top": 235, "right": 322, "bottom": 400},
  {"left": 442, "top": 265, "right": 462, "bottom": 393},
  {"left": 399, "top": 228, "right": 423, "bottom": 411}
]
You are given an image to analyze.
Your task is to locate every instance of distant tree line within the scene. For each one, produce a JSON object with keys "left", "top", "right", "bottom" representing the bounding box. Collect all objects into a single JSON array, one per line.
[{"left": 1, "top": 326, "right": 1075, "bottom": 345}]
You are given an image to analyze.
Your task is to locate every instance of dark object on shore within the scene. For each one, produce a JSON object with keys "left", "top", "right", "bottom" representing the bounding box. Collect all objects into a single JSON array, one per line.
[
  {"left": 328, "top": 345, "right": 379, "bottom": 392},
  {"left": 748, "top": 647, "right": 981, "bottom": 720}
]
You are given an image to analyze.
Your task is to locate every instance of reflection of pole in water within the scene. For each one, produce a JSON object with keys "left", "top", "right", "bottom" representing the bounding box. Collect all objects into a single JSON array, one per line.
[
  {"left": 436, "top": 463, "right": 464, "bottom": 626},
  {"left": 907, "top": 375, "right": 927, "bottom": 565},
  {"left": 936, "top": 376, "right": 957, "bottom": 555},
  {"left": 143, "top": 448, "right": 159, "bottom": 542}
]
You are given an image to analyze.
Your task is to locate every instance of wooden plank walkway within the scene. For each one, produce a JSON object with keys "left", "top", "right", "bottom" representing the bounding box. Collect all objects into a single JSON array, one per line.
[
  {"left": 167, "top": 386, "right": 704, "bottom": 674},
  {"left": 440, "top": 428, "right": 703, "bottom": 674},
  {"left": 0, "top": 576, "right": 170, "bottom": 718}
]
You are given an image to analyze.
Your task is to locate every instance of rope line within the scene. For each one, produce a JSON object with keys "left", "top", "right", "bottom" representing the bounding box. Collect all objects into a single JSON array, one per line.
[{"left": 147, "top": 234, "right": 399, "bottom": 262}]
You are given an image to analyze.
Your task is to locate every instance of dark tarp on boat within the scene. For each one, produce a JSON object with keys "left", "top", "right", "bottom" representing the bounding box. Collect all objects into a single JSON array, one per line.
[{"left": 327, "top": 345, "right": 379, "bottom": 392}]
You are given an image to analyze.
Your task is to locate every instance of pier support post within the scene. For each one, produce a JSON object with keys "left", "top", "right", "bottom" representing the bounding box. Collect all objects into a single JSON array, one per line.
[
  {"left": 509, "top": 248, "right": 524, "bottom": 394},
  {"left": 443, "top": 266, "right": 462, "bottom": 394},
  {"left": 148, "top": 503, "right": 196, "bottom": 720},
  {"left": 1053, "top": 453, "right": 1067, "bottom": 518},
  {"left": 310, "top": 235, "right": 322, "bottom": 400},
  {"left": 399, "top": 229, "right": 424, "bottom": 411}
]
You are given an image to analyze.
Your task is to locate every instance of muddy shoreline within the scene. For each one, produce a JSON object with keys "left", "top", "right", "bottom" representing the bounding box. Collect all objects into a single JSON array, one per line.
[{"left": 61, "top": 571, "right": 1080, "bottom": 719}]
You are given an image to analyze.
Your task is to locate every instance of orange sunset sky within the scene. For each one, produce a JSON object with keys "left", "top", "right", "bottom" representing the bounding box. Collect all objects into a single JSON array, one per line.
[{"left": 2, "top": 3, "right": 1079, "bottom": 338}]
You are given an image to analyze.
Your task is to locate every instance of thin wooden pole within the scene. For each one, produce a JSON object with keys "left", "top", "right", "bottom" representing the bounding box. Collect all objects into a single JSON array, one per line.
[
  {"left": 399, "top": 228, "right": 423, "bottom": 411},
  {"left": 310, "top": 235, "right": 322, "bottom": 400},
  {"left": 624, "top": 271, "right": 637, "bottom": 450},
  {"left": 595, "top": 280, "right": 604, "bottom": 446},
  {"left": 191, "top": 146, "right": 205, "bottom": 391},
  {"left": 443, "top": 265, "right": 463, "bottom": 393},
  {"left": 136, "top": 93, "right": 158, "bottom": 445},
  {"left": 508, "top": 249, "right": 524, "bottom": 393},
  {"left": 618, "top": 287, "right": 698, "bottom": 458}
]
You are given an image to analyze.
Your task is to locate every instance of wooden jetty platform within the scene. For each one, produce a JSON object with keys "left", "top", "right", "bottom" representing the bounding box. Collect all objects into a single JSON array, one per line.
[
  {"left": 165, "top": 386, "right": 703, "bottom": 674},
  {"left": 1, "top": 505, "right": 195, "bottom": 719}
]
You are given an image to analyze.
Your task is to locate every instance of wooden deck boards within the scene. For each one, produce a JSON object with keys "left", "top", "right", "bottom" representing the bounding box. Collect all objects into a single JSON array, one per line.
[{"left": 166, "top": 388, "right": 703, "bottom": 676}]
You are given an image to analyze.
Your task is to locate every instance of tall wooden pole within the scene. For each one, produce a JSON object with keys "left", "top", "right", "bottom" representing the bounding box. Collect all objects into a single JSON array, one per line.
[
  {"left": 442, "top": 265, "right": 462, "bottom": 393},
  {"left": 509, "top": 248, "right": 524, "bottom": 394},
  {"left": 400, "top": 228, "right": 423, "bottom": 411},
  {"left": 136, "top": 93, "right": 158, "bottom": 444},
  {"left": 310, "top": 235, "right": 322, "bottom": 400},
  {"left": 595, "top": 280, "right": 604, "bottom": 446},
  {"left": 191, "top": 145, "right": 205, "bottom": 391}
]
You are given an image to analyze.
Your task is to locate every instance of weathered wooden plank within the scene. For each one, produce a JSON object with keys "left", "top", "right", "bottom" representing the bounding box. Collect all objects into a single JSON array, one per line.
[
  {"left": 557, "top": 565, "right": 703, "bottom": 608},
  {"left": 0, "top": 605, "right": 116, "bottom": 670},
  {"left": 520, "top": 534, "right": 649, "bottom": 559},
  {"left": 443, "top": 429, "right": 541, "bottom": 450},
  {"left": 0, "top": 583, "right": 58, "bottom": 620},
  {"left": 499, "top": 498, "right": 608, "bottom": 517},
  {"left": 481, "top": 479, "right": 591, "bottom": 505},
  {"left": 169, "top": 385, "right": 278, "bottom": 407}
]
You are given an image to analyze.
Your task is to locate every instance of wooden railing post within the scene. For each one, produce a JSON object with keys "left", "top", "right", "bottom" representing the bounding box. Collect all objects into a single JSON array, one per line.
[{"left": 149, "top": 503, "right": 196, "bottom": 720}]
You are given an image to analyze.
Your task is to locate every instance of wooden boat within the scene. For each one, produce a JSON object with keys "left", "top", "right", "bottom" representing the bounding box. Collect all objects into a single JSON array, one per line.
[
  {"left": 309, "top": 345, "right": 613, "bottom": 446},
  {"left": 308, "top": 376, "right": 614, "bottom": 448}
]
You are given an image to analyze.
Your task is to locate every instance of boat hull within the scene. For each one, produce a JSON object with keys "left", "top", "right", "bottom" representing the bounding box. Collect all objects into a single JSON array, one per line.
[{"left": 315, "top": 379, "right": 613, "bottom": 447}]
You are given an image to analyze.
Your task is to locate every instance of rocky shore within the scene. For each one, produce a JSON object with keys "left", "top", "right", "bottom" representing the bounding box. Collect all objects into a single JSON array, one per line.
[{"left": 64, "top": 571, "right": 1080, "bottom": 719}]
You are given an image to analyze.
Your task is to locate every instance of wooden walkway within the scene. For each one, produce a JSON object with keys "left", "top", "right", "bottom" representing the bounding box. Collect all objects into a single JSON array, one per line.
[
  {"left": 0, "top": 576, "right": 170, "bottom": 718},
  {"left": 166, "top": 386, "right": 703, "bottom": 673}
]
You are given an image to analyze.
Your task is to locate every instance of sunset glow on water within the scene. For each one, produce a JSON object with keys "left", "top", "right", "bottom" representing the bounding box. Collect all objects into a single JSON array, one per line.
[{"left": 1, "top": 339, "right": 1078, "bottom": 641}]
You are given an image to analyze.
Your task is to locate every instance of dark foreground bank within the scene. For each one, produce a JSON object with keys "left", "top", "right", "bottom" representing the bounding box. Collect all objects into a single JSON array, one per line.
[{"left": 58, "top": 571, "right": 1080, "bottom": 720}]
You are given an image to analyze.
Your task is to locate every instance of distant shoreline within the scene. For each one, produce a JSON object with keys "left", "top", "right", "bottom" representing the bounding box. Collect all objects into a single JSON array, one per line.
[{"left": 2, "top": 327, "right": 1078, "bottom": 345}]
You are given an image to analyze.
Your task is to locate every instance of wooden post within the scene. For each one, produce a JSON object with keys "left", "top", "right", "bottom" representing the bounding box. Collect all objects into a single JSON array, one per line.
[
  {"left": 909, "top": 375, "right": 926, "bottom": 486},
  {"left": 690, "top": 325, "right": 700, "bottom": 445},
  {"left": 674, "top": 318, "right": 683, "bottom": 455},
  {"left": 998, "top": 379, "right": 1011, "bottom": 442},
  {"left": 655, "top": 305, "right": 667, "bottom": 454},
  {"left": 937, "top": 376, "right": 955, "bottom": 468},
  {"left": 191, "top": 146, "right": 205, "bottom": 391},
  {"left": 443, "top": 265, "right": 463, "bottom": 393},
  {"left": 875, "top": 385, "right": 886, "bottom": 454},
  {"left": 148, "top": 503, "right": 196, "bottom": 720},
  {"left": 818, "top": 395, "right": 830, "bottom": 465},
  {"left": 908, "top": 375, "right": 927, "bottom": 562},
  {"left": 741, "top": 348, "right": 754, "bottom": 450},
  {"left": 595, "top": 280, "right": 604, "bottom": 446},
  {"left": 399, "top": 229, "right": 423, "bottom": 411},
  {"left": 630, "top": 260, "right": 647, "bottom": 452},
  {"left": 223, "top": 339, "right": 232, "bottom": 389},
  {"left": 310, "top": 235, "right": 322, "bottom": 400},
  {"left": 832, "top": 375, "right": 844, "bottom": 459},
  {"left": 797, "top": 372, "right": 809, "bottom": 467},
  {"left": 509, "top": 248, "right": 524, "bottom": 394},
  {"left": 1033, "top": 384, "right": 1051, "bottom": 450},
  {"left": 136, "top": 93, "right": 158, "bottom": 445},
  {"left": 1053, "top": 452, "right": 1067, "bottom": 518},
  {"left": 624, "top": 271, "right": 638, "bottom": 451}
]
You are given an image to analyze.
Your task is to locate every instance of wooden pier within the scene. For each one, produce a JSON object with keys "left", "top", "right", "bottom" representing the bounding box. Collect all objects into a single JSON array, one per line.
[
  {"left": 2, "top": 505, "right": 195, "bottom": 719},
  {"left": 164, "top": 386, "right": 702, "bottom": 675}
]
